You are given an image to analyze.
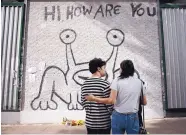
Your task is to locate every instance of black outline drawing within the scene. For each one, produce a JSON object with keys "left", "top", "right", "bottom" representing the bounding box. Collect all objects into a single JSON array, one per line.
[
  {"left": 31, "top": 28, "right": 125, "bottom": 111},
  {"left": 106, "top": 29, "right": 125, "bottom": 47},
  {"left": 105, "top": 29, "right": 125, "bottom": 80},
  {"left": 60, "top": 29, "right": 77, "bottom": 45}
]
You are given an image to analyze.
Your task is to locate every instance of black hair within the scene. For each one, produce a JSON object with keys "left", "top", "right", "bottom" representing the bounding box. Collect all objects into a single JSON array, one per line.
[
  {"left": 89, "top": 58, "right": 106, "bottom": 74},
  {"left": 119, "top": 60, "right": 135, "bottom": 79}
]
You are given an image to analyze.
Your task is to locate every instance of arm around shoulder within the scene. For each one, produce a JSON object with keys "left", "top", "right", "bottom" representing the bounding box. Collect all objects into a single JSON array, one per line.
[{"left": 142, "top": 95, "right": 147, "bottom": 105}]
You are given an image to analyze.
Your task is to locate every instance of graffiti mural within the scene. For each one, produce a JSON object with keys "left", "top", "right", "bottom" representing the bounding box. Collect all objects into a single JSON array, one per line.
[
  {"left": 31, "top": 28, "right": 125, "bottom": 110},
  {"left": 25, "top": 1, "right": 165, "bottom": 121}
]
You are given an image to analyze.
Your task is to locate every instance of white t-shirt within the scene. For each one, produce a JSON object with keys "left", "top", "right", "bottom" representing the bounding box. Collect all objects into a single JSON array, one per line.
[{"left": 110, "top": 76, "right": 146, "bottom": 113}]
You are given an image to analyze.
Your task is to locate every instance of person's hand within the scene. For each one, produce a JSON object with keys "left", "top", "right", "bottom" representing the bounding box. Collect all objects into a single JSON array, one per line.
[{"left": 85, "top": 94, "right": 95, "bottom": 101}]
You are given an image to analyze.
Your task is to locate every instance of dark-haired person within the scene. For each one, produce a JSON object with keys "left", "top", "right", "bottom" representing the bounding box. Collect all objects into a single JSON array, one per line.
[
  {"left": 86, "top": 60, "right": 147, "bottom": 134},
  {"left": 134, "top": 69, "right": 146, "bottom": 128},
  {"left": 81, "top": 58, "right": 113, "bottom": 134}
]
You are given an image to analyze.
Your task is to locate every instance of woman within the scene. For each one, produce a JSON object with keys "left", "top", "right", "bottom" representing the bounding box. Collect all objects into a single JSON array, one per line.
[{"left": 86, "top": 60, "right": 147, "bottom": 134}]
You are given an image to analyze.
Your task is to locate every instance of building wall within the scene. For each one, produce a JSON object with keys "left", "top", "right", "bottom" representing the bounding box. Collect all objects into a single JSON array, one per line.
[{"left": 21, "top": 0, "right": 163, "bottom": 123}]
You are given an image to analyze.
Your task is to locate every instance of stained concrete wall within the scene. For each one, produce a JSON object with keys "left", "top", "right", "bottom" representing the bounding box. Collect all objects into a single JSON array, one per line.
[
  {"left": 2, "top": 112, "right": 20, "bottom": 124},
  {"left": 21, "top": 0, "right": 163, "bottom": 123}
]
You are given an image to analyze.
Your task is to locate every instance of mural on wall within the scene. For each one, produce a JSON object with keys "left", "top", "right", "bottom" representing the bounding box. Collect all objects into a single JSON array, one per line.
[
  {"left": 27, "top": 2, "right": 163, "bottom": 118},
  {"left": 31, "top": 28, "right": 125, "bottom": 110}
]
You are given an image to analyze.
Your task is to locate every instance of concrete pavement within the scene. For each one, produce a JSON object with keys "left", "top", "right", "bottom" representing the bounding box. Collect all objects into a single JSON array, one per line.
[{"left": 2, "top": 118, "right": 186, "bottom": 134}]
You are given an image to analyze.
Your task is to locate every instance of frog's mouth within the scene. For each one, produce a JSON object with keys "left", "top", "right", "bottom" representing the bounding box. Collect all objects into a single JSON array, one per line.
[
  {"left": 78, "top": 76, "right": 88, "bottom": 80},
  {"left": 78, "top": 73, "right": 108, "bottom": 81},
  {"left": 72, "top": 68, "right": 109, "bottom": 86}
]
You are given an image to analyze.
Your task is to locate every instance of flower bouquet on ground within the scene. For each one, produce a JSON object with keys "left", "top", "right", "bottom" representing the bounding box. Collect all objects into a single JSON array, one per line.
[{"left": 62, "top": 117, "right": 85, "bottom": 126}]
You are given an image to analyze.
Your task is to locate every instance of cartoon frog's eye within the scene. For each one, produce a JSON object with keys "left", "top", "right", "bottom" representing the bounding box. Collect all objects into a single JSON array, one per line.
[
  {"left": 60, "top": 29, "right": 77, "bottom": 44},
  {"left": 106, "top": 29, "right": 125, "bottom": 47}
]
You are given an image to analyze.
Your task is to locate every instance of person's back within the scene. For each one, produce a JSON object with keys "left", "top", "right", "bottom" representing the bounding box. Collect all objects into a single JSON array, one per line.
[
  {"left": 81, "top": 78, "right": 111, "bottom": 130},
  {"left": 81, "top": 58, "right": 112, "bottom": 134},
  {"left": 85, "top": 59, "right": 147, "bottom": 134},
  {"left": 113, "top": 76, "right": 142, "bottom": 114}
]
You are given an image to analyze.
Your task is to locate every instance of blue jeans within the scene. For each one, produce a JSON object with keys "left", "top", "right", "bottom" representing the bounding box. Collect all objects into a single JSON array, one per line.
[{"left": 111, "top": 111, "right": 139, "bottom": 134}]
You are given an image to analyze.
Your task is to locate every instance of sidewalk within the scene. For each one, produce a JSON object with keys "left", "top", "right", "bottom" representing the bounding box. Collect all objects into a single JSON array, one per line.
[{"left": 2, "top": 118, "right": 186, "bottom": 134}]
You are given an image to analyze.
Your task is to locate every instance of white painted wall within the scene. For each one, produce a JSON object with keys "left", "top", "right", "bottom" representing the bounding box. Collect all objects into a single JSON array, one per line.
[{"left": 21, "top": 0, "right": 163, "bottom": 123}]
